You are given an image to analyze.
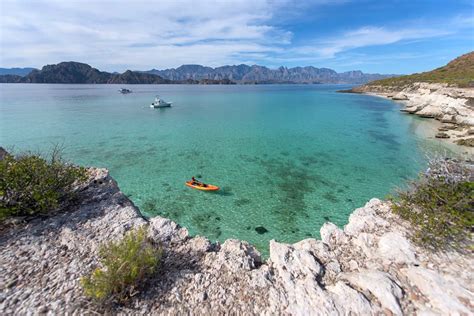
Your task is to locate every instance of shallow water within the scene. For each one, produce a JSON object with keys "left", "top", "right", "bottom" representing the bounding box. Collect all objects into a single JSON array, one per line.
[{"left": 0, "top": 84, "right": 450, "bottom": 255}]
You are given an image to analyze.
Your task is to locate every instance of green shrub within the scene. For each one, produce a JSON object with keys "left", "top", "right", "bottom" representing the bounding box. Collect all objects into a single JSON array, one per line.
[
  {"left": 0, "top": 149, "right": 87, "bottom": 219},
  {"left": 81, "top": 226, "right": 162, "bottom": 303},
  {"left": 392, "top": 159, "right": 473, "bottom": 251}
]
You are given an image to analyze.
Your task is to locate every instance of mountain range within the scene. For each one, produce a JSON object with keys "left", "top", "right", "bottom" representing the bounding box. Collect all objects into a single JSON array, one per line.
[
  {"left": 0, "top": 62, "right": 397, "bottom": 84},
  {"left": 144, "top": 64, "right": 395, "bottom": 84},
  {"left": 0, "top": 67, "right": 36, "bottom": 76}
]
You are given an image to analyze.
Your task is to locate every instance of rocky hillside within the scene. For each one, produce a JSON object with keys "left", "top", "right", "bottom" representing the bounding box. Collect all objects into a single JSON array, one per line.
[
  {"left": 15, "top": 62, "right": 171, "bottom": 84},
  {"left": 1, "top": 168, "right": 472, "bottom": 314},
  {"left": 366, "top": 51, "right": 474, "bottom": 88},
  {"left": 145, "top": 64, "right": 396, "bottom": 84}
]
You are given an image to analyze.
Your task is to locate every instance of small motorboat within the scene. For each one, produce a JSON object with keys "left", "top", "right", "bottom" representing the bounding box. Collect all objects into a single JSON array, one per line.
[
  {"left": 185, "top": 180, "right": 219, "bottom": 191},
  {"left": 150, "top": 96, "right": 172, "bottom": 108},
  {"left": 119, "top": 88, "right": 132, "bottom": 94}
]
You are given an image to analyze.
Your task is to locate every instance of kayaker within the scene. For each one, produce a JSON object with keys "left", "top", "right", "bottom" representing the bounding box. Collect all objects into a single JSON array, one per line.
[
  {"left": 191, "top": 176, "right": 200, "bottom": 185},
  {"left": 192, "top": 176, "right": 208, "bottom": 187}
]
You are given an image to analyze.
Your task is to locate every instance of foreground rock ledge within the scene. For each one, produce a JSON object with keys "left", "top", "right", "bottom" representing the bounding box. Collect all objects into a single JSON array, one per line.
[{"left": 1, "top": 169, "right": 472, "bottom": 315}]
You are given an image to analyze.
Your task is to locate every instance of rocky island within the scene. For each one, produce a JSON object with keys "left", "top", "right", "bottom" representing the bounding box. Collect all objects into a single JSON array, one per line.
[
  {"left": 1, "top": 152, "right": 472, "bottom": 314},
  {"left": 343, "top": 52, "right": 474, "bottom": 149}
]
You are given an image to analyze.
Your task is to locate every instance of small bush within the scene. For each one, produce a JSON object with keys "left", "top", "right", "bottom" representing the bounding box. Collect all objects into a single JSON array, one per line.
[
  {"left": 392, "top": 158, "right": 473, "bottom": 251},
  {"left": 81, "top": 226, "right": 162, "bottom": 303},
  {"left": 0, "top": 148, "right": 87, "bottom": 219}
]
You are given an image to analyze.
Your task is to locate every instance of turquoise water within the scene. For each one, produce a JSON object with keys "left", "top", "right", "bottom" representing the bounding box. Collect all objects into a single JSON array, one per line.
[{"left": 0, "top": 84, "right": 446, "bottom": 254}]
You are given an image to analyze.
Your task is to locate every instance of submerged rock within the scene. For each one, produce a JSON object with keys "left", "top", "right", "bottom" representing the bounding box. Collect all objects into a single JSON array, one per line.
[{"left": 254, "top": 226, "right": 268, "bottom": 234}]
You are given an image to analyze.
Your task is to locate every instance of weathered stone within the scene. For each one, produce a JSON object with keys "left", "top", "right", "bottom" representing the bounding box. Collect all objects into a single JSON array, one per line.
[
  {"left": 435, "top": 132, "right": 450, "bottom": 138},
  {"left": 148, "top": 216, "right": 188, "bottom": 243},
  {"left": 401, "top": 267, "right": 473, "bottom": 315},
  {"left": 344, "top": 199, "right": 390, "bottom": 236},
  {"left": 327, "top": 282, "right": 376, "bottom": 314},
  {"left": 342, "top": 270, "right": 403, "bottom": 315},
  {"left": 216, "top": 239, "right": 262, "bottom": 271},
  {"left": 378, "top": 232, "right": 417, "bottom": 265}
]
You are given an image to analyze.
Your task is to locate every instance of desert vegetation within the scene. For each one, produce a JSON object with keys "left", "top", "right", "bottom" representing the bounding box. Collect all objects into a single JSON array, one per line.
[
  {"left": 0, "top": 147, "right": 87, "bottom": 220},
  {"left": 369, "top": 51, "right": 474, "bottom": 87},
  {"left": 391, "top": 157, "right": 473, "bottom": 251},
  {"left": 81, "top": 226, "right": 162, "bottom": 303}
]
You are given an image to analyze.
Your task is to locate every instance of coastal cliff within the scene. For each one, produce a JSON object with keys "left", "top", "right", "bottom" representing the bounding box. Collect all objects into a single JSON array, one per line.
[
  {"left": 345, "top": 52, "right": 474, "bottom": 148},
  {"left": 1, "top": 168, "right": 472, "bottom": 314}
]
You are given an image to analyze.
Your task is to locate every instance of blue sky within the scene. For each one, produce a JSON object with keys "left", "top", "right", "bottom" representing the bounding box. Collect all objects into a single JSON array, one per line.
[{"left": 0, "top": 0, "right": 473, "bottom": 74}]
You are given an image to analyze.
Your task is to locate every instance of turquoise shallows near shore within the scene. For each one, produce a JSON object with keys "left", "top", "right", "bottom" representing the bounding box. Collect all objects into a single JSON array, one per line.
[{"left": 0, "top": 84, "right": 451, "bottom": 255}]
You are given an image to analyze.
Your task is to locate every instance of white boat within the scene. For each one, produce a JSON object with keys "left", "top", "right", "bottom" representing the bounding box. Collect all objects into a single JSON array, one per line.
[
  {"left": 119, "top": 88, "right": 132, "bottom": 94},
  {"left": 150, "top": 96, "right": 172, "bottom": 108}
]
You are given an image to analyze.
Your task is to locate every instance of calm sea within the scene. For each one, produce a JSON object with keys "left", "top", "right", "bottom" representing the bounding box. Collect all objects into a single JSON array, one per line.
[{"left": 0, "top": 84, "right": 449, "bottom": 255}]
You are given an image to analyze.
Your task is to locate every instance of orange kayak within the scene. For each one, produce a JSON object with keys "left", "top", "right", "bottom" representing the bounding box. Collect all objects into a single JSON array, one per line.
[{"left": 185, "top": 181, "right": 219, "bottom": 191}]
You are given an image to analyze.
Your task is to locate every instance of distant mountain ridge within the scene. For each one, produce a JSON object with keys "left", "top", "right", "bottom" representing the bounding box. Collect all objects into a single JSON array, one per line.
[
  {"left": 144, "top": 64, "right": 396, "bottom": 84},
  {"left": 0, "top": 67, "right": 37, "bottom": 76},
  {"left": 0, "top": 61, "right": 397, "bottom": 84},
  {"left": 0, "top": 62, "right": 172, "bottom": 84}
]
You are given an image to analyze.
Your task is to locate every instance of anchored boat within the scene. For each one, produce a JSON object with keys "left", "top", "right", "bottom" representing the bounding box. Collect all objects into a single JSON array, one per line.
[
  {"left": 150, "top": 96, "right": 172, "bottom": 108},
  {"left": 119, "top": 88, "right": 132, "bottom": 94}
]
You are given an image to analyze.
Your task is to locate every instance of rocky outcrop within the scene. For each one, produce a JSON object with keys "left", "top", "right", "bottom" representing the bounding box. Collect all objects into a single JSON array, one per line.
[
  {"left": 1, "top": 170, "right": 472, "bottom": 314},
  {"left": 351, "top": 82, "right": 474, "bottom": 148}
]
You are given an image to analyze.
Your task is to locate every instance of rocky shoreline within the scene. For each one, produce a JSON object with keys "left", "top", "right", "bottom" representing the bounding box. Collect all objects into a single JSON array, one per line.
[
  {"left": 344, "top": 82, "right": 474, "bottom": 152},
  {"left": 1, "top": 168, "right": 473, "bottom": 314}
]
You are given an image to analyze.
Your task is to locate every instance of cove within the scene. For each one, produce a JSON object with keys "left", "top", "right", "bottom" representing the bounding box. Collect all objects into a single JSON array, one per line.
[{"left": 0, "top": 84, "right": 449, "bottom": 255}]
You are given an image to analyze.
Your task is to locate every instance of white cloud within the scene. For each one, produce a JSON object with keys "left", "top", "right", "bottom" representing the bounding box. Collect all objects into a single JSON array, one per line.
[
  {"left": 0, "top": 0, "right": 471, "bottom": 71},
  {"left": 0, "top": 0, "right": 291, "bottom": 70},
  {"left": 292, "top": 26, "right": 452, "bottom": 58}
]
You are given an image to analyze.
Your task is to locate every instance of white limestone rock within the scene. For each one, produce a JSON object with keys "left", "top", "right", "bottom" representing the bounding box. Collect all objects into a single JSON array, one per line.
[
  {"left": 344, "top": 199, "right": 390, "bottom": 236},
  {"left": 401, "top": 267, "right": 473, "bottom": 314},
  {"left": 148, "top": 216, "right": 188, "bottom": 243},
  {"left": 352, "top": 232, "right": 376, "bottom": 258},
  {"left": 217, "top": 239, "right": 262, "bottom": 271},
  {"left": 341, "top": 270, "right": 403, "bottom": 315},
  {"left": 377, "top": 232, "right": 417, "bottom": 265},
  {"left": 268, "top": 240, "right": 341, "bottom": 315},
  {"left": 293, "top": 238, "right": 334, "bottom": 263},
  {"left": 320, "top": 222, "right": 347, "bottom": 246},
  {"left": 327, "top": 281, "right": 376, "bottom": 315}
]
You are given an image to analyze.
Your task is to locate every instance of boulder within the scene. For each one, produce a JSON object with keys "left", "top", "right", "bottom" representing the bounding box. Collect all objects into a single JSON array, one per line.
[
  {"left": 268, "top": 240, "right": 340, "bottom": 314},
  {"left": 416, "top": 104, "right": 444, "bottom": 118},
  {"left": 377, "top": 232, "right": 417, "bottom": 265},
  {"left": 341, "top": 270, "right": 403, "bottom": 315},
  {"left": 344, "top": 199, "right": 390, "bottom": 236},
  {"left": 216, "top": 239, "right": 262, "bottom": 271},
  {"left": 148, "top": 216, "right": 188, "bottom": 243},
  {"left": 293, "top": 238, "right": 333, "bottom": 264},
  {"left": 391, "top": 93, "right": 409, "bottom": 101},
  {"left": 401, "top": 267, "right": 472, "bottom": 314},
  {"left": 269, "top": 240, "right": 323, "bottom": 279},
  {"left": 327, "top": 282, "right": 376, "bottom": 315},
  {"left": 435, "top": 132, "right": 450, "bottom": 139},
  {"left": 320, "top": 222, "right": 346, "bottom": 246}
]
